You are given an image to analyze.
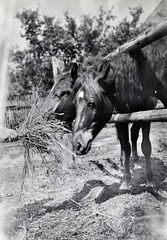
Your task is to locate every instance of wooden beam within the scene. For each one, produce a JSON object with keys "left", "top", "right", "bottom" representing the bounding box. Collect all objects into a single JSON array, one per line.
[
  {"left": 104, "top": 17, "right": 167, "bottom": 61},
  {"left": 109, "top": 108, "right": 167, "bottom": 123}
]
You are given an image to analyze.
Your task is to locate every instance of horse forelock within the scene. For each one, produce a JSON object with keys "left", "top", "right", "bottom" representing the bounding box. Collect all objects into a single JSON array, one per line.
[
  {"left": 74, "top": 70, "right": 106, "bottom": 108},
  {"left": 73, "top": 55, "right": 113, "bottom": 109}
]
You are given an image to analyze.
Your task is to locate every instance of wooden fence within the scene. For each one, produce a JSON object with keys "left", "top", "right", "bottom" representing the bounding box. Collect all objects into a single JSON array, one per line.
[{"left": 5, "top": 95, "right": 34, "bottom": 129}]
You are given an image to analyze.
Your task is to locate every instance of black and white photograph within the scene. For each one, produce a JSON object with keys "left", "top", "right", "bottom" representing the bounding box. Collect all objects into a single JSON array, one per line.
[{"left": 1, "top": 0, "right": 167, "bottom": 239}]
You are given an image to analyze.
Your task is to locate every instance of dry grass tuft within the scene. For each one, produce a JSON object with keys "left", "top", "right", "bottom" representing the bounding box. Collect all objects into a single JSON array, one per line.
[{"left": 16, "top": 97, "right": 73, "bottom": 180}]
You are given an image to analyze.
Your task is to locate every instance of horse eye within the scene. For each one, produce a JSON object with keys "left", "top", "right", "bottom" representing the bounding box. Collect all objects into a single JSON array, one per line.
[
  {"left": 55, "top": 93, "right": 62, "bottom": 98},
  {"left": 56, "top": 90, "right": 70, "bottom": 99},
  {"left": 66, "top": 90, "right": 71, "bottom": 95},
  {"left": 87, "top": 102, "right": 95, "bottom": 108}
]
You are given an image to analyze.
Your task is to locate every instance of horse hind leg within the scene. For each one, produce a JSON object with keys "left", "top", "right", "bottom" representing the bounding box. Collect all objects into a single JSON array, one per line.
[
  {"left": 131, "top": 122, "right": 142, "bottom": 169},
  {"left": 119, "top": 148, "right": 125, "bottom": 170},
  {"left": 141, "top": 122, "right": 154, "bottom": 188},
  {"left": 117, "top": 125, "right": 126, "bottom": 170}
]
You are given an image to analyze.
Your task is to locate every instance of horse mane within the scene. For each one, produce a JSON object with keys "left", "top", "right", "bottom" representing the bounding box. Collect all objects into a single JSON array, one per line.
[
  {"left": 74, "top": 53, "right": 146, "bottom": 104},
  {"left": 81, "top": 54, "right": 109, "bottom": 72},
  {"left": 108, "top": 53, "right": 144, "bottom": 102}
]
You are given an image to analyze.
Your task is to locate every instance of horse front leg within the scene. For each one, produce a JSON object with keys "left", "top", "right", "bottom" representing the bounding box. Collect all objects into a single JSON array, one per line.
[
  {"left": 141, "top": 122, "right": 154, "bottom": 188},
  {"left": 130, "top": 122, "right": 142, "bottom": 169},
  {"left": 116, "top": 123, "right": 131, "bottom": 190}
]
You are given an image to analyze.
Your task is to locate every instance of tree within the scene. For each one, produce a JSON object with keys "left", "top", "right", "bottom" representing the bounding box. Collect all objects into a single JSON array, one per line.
[
  {"left": 9, "top": 6, "right": 143, "bottom": 97},
  {"left": 112, "top": 6, "right": 144, "bottom": 46}
]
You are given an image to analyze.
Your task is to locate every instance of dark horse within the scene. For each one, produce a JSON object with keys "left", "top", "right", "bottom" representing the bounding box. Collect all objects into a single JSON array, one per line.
[
  {"left": 71, "top": 50, "right": 162, "bottom": 190},
  {"left": 41, "top": 58, "right": 78, "bottom": 130}
]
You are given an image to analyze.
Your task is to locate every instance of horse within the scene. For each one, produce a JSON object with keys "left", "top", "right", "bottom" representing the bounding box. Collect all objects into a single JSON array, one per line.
[
  {"left": 42, "top": 54, "right": 157, "bottom": 172},
  {"left": 41, "top": 58, "right": 78, "bottom": 130},
  {"left": 71, "top": 51, "right": 160, "bottom": 190},
  {"left": 41, "top": 56, "right": 151, "bottom": 170}
]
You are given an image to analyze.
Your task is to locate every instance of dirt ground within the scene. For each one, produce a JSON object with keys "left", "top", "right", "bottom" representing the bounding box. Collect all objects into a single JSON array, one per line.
[{"left": 1, "top": 122, "right": 167, "bottom": 240}]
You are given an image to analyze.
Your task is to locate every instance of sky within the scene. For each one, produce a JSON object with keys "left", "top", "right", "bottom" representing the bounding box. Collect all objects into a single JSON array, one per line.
[{"left": 0, "top": 0, "right": 162, "bottom": 49}]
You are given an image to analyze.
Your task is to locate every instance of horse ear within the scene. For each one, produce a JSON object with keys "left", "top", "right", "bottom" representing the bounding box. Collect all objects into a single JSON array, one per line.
[
  {"left": 52, "top": 57, "right": 65, "bottom": 85},
  {"left": 96, "top": 64, "right": 110, "bottom": 82},
  {"left": 70, "top": 62, "right": 78, "bottom": 85}
]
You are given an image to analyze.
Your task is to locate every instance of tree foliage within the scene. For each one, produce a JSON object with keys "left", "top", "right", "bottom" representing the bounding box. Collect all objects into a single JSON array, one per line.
[
  {"left": 9, "top": 6, "right": 143, "bottom": 97},
  {"left": 112, "top": 6, "right": 143, "bottom": 46}
]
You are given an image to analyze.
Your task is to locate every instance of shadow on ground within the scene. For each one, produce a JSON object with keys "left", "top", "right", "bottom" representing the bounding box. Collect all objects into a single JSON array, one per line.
[{"left": 3, "top": 155, "right": 167, "bottom": 239}]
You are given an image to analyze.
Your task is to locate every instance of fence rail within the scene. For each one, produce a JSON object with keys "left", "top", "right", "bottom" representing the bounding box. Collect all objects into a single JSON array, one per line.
[
  {"left": 109, "top": 108, "right": 167, "bottom": 123},
  {"left": 104, "top": 16, "right": 167, "bottom": 61}
]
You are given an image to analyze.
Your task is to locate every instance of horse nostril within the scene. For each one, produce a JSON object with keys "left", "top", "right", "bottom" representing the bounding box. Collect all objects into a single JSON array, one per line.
[{"left": 77, "top": 142, "right": 81, "bottom": 151}]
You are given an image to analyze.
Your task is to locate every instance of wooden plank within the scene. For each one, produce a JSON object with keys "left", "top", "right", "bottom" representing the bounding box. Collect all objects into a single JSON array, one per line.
[
  {"left": 104, "top": 17, "right": 167, "bottom": 61},
  {"left": 6, "top": 105, "right": 31, "bottom": 110},
  {"left": 109, "top": 108, "right": 167, "bottom": 123}
]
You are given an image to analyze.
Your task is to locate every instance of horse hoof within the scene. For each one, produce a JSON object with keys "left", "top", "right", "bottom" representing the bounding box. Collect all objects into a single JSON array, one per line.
[
  {"left": 145, "top": 181, "right": 155, "bottom": 188},
  {"left": 145, "top": 182, "right": 157, "bottom": 193},
  {"left": 133, "top": 163, "right": 142, "bottom": 170},
  {"left": 158, "top": 189, "right": 167, "bottom": 198},
  {"left": 119, "top": 182, "right": 131, "bottom": 191}
]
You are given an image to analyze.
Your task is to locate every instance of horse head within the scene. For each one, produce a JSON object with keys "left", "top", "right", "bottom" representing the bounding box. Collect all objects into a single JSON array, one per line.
[
  {"left": 72, "top": 61, "right": 113, "bottom": 155},
  {"left": 41, "top": 58, "right": 78, "bottom": 127}
]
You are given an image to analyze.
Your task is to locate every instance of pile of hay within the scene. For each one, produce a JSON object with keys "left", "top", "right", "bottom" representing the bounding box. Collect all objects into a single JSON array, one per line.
[{"left": 17, "top": 97, "right": 73, "bottom": 176}]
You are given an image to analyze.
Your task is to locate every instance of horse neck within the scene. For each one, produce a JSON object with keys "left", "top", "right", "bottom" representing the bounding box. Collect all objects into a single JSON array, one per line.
[{"left": 98, "top": 70, "right": 116, "bottom": 102}]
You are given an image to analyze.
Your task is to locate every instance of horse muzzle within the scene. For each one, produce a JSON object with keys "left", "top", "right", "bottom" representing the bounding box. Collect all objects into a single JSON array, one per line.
[{"left": 73, "top": 130, "right": 93, "bottom": 155}]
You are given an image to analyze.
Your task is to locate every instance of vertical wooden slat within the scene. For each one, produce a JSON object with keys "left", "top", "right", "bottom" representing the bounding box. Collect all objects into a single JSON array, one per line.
[{"left": 5, "top": 95, "right": 33, "bottom": 129}]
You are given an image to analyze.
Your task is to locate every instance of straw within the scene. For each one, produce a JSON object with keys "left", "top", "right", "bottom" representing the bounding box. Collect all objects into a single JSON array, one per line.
[{"left": 17, "top": 96, "right": 74, "bottom": 179}]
